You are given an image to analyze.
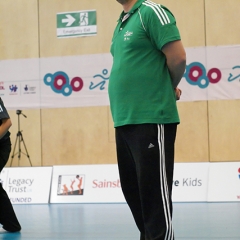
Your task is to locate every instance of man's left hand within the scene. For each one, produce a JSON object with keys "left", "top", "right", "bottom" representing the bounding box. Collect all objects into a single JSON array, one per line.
[{"left": 175, "top": 87, "right": 182, "bottom": 101}]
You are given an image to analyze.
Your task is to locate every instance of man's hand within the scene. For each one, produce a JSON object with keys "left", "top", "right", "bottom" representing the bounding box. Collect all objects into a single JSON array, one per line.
[{"left": 175, "top": 87, "right": 182, "bottom": 101}]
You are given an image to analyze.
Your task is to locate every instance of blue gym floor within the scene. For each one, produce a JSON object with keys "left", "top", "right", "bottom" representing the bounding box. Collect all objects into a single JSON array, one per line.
[{"left": 1, "top": 202, "right": 240, "bottom": 240}]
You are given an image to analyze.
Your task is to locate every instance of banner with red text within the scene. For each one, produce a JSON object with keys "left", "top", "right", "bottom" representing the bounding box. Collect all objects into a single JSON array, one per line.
[
  {"left": 1, "top": 162, "right": 239, "bottom": 204},
  {"left": 50, "top": 163, "right": 211, "bottom": 203},
  {"left": 50, "top": 164, "right": 125, "bottom": 203}
]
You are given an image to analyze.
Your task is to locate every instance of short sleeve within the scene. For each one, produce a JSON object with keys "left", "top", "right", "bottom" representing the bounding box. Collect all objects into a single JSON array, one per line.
[{"left": 143, "top": 4, "right": 181, "bottom": 50}]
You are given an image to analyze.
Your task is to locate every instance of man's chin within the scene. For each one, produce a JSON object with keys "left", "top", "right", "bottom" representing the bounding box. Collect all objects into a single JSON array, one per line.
[{"left": 116, "top": 0, "right": 129, "bottom": 4}]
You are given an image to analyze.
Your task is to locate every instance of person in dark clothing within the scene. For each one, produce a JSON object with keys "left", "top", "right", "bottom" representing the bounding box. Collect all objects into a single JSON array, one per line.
[{"left": 0, "top": 97, "right": 21, "bottom": 233}]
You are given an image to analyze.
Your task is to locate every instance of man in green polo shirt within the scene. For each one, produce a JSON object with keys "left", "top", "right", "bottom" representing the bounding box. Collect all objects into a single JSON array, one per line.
[{"left": 108, "top": 0, "right": 186, "bottom": 239}]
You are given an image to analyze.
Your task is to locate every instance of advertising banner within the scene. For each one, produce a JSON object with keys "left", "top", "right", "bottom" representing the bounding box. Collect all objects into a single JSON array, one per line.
[
  {"left": 1, "top": 162, "right": 239, "bottom": 204},
  {"left": 50, "top": 163, "right": 210, "bottom": 203},
  {"left": 172, "top": 163, "right": 209, "bottom": 202},
  {"left": 0, "top": 167, "right": 52, "bottom": 204},
  {"left": 207, "top": 162, "right": 240, "bottom": 202},
  {"left": 0, "top": 45, "right": 240, "bottom": 110},
  {"left": 50, "top": 164, "right": 125, "bottom": 203}
]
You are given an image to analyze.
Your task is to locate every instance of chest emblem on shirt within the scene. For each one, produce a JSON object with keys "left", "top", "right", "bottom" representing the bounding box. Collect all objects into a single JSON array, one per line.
[{"left": 124, "top": 31, "right": 133, "bottom": 41}]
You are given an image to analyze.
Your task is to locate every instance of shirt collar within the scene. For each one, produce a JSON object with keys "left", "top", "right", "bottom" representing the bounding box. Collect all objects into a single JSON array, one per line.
[
  {"left": 117, "top": 0, "right": 145, "bottom": 22},
  {"left": 129, "top": 0, "right": 145, "bottom": 13}
]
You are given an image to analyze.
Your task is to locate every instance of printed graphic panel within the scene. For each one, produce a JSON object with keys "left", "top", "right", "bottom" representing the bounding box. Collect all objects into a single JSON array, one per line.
[{"left": 57, "top": 174, "right": 85, "bottom": 196}]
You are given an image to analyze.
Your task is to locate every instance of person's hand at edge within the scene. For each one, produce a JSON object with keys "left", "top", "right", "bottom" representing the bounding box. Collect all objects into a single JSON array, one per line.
[{"left": 175, "top": 87, "right": 182, "bottom": 101}]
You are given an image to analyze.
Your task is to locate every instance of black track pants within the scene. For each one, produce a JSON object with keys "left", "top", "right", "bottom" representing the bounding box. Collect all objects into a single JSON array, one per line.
[
  {"left": 0, "top": 138, "right": 21, "bottom": 232},
  {"left": 115, "top": 124, "right": 177, "bottom": 240}
]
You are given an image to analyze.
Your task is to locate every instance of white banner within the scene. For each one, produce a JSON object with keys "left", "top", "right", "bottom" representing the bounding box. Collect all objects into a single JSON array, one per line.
[
  {"left": 179, "top": 45, "right": 240, "bottom": 101},
  {"left": 0, "top": 45, "right": 240, "bottom": 110},
  {"left": 0, "top": 167, "right": 52, "bottom": 204},
  {"left": 50, "top": 163, "right": 210, "bottom": 203},
  {"left": 50, "top": 164, "right": 125, "bottom": 203},
  {"left": 1, "top": 162, "right": 239, "bottom": 204},
  {"left": 207, "top": 162, "right": 240, "bottom": 202}
]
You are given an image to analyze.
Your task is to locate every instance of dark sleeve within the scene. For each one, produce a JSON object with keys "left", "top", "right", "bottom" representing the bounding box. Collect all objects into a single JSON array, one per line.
[{"left": 0, "top": 98, "right": 10, "bottom": 125}]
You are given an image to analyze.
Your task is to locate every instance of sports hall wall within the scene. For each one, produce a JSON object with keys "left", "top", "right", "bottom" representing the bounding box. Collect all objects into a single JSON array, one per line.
[{"left": 1, "top": 0, "right": 239, "bottom": 167}]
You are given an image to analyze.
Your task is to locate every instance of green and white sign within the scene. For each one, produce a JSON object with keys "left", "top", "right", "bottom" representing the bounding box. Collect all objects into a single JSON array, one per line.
[{"left": 57, "top": 10, "right": 97, "bottom": 38}]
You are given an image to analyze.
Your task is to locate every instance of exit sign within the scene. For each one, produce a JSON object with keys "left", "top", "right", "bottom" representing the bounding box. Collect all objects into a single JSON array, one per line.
[{"left": 56, "top": 10, "right": 97, "bottom": 38}]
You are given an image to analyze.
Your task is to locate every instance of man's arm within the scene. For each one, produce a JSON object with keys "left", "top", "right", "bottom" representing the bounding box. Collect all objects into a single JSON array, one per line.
[
  {"left": 0, "top": 118, "right": 12, "bottom": 139},
  {"left": 162, "top": 40, "right": 186, "bottom": 88}
]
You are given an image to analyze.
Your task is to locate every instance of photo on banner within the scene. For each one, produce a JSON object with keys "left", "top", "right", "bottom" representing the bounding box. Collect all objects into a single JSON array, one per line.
[{"left": 57, "top": 174, "right": 85, "bottom": 196}]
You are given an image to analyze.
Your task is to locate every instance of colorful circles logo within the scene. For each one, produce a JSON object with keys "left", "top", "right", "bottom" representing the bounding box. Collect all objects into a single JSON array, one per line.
[
  {"left": 44, "top": 71, "right": 84, "bottom": 96},
  {"left": 184, "top": 62, "right": 222, "bottom": 88}
]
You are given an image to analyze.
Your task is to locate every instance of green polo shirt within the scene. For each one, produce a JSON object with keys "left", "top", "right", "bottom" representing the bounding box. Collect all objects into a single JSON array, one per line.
[{"left": 108, "top": 0, "right": 181, "bottom": 127}]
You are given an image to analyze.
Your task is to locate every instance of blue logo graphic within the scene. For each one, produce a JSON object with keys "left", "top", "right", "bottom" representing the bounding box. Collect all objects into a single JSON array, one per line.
[
  {"left": 9, "top": 84, "right": 18, "bottom": 92},
  {"left": 23, "top": 84, "right": 36, "bottom": 95},
  {"left": 89, "top": 69, "right": 109, "bottom": 90},
  {"left": 184, "top": 62, "right": 222, "bottom": 89},
  {"left": 228, "top": 66, "right": 240, "bottom": 82},
  {"left": 44, "top": 71, "right": 84, "bottom": 97}
]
